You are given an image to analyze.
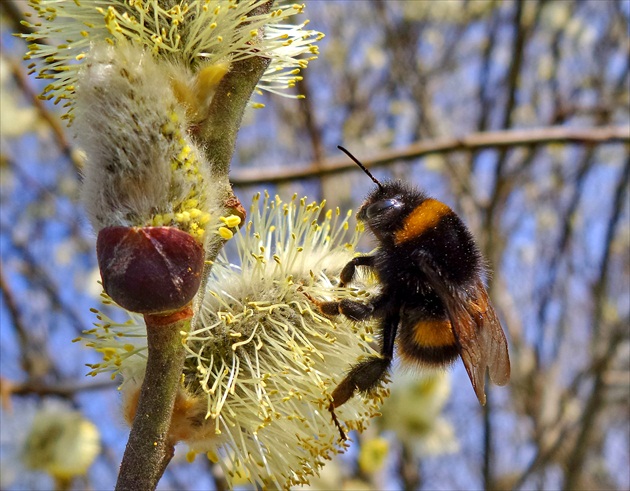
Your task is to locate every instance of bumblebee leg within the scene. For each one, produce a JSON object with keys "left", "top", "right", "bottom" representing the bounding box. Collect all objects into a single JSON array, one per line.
[
  {"left": 330, "top": 356, "right": 392, "bottom": 408},
  {"left": 328, "top": 355, "right": 392, "bottom": 442},
  {"left": 328, "top": 404, "right": 348, "bottom": 442},
  {"left": 329, "top": 358, "right": 387, "bottom": 441},
  {"left": 330, "top": 310, "right": 399, "bottom": 408},
  {"left": 317, "top": 298, "right": 375, "bottom": 321},
  {"left": 380, "top": 309, "right": 399, "bottom": 360},
  {"left": 339, "top": 255, "right": 375, "bottom": 286}
]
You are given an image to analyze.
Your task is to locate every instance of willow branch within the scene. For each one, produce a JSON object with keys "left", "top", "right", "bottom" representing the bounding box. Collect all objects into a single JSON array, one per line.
[
  {"left": 115, "top": 310, "right": 192, "bottom": 491},
  {"left": 563, "top": 157, "right": 630, "bottom": 489},
  {"left": 198, "top": 1, "right": 273, "bottom": 182},
  {"left": 3, "top": 377, "right": 116, "bottom": 399},
  {"left": 199, "top": 55, "right": 271, "bottom": 182},
  {"left": 230, "top": 125, "right": 630, "bottom": 185},
  {"left": 192, "top": 1, "right": 272, "bottom": 322}
]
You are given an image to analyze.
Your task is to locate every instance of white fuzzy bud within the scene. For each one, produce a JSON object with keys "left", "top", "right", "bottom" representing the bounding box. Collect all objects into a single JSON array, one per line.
[{"left": 75, "top": 42, "right": 216, "bottom": 240}]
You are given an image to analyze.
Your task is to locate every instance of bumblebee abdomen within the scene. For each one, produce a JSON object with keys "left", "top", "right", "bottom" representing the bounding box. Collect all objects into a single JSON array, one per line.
[
  {"left": 409, "top": 318, "right": 455, "bottom": 346},
  {"left": 397, "top": 317, "right": 459, "bottom": 366},
  {"left": 396, "top": 293, "right": 460, "bottom": 367}
]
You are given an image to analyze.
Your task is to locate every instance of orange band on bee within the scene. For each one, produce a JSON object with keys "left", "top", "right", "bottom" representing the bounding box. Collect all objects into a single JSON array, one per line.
[
  {"left": 411, "top": 319, "right": 456, "bottom": 347},
  {"left": 394, "top": 199, "right": 452, "bottom": 244}
]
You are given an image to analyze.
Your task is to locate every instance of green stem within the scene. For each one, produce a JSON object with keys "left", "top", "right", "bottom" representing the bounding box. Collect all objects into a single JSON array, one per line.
[
  {"left": 115, "top": 309, "right": 191, "bottom": 491},
  {"left": 199, "top": 1, "right": 273, "bottom": 178},
  {"left": 193, "top": 1, "right": 273, "bottom": 323}
]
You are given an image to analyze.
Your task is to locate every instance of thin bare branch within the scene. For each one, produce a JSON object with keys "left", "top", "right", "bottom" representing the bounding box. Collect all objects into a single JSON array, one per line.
[
  {"left": 0, "top": 265, "right": 32, "bottom": 374},
  {"left": 0, "top": 222, "right": 87, "bottom": 335},
  {"left": 230, "top": 125, "right": 630, "bottom": 185},
  {"left": 4, "top": 377, "right": 117, "bottom": 398},
  {"left": 563, "top": 157, "right": 630, "bottom": 489}
]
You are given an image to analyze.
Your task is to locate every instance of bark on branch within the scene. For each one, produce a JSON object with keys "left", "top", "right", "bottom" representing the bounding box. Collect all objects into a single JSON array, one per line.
[{"left": 230, "top": 125, "right": 630, "bottom": 185}]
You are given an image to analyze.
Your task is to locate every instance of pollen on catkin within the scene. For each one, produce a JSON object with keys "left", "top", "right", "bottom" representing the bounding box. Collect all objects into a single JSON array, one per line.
[{"left": 75, "top": 42, "right": 219, "bottom": 240}]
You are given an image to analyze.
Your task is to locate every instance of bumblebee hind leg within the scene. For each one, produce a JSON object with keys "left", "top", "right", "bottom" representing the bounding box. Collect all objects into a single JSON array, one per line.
[
  {"left": 329, "top": 356, "right": 391, "bottom": 442},
  {"left": 333, "top": 308, "right": 399, "bottom": 407},
  {"left": 328, "top": 310, "right": 399, "bottom": 440},
  {"left": 331, "top": 356, "right": 391, "bottom": 408}
]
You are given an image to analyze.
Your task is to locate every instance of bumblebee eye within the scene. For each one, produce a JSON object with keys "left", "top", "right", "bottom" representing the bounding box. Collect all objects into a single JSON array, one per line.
[{"left": 366, "top": 198, "right": 403, "bottom": 219}]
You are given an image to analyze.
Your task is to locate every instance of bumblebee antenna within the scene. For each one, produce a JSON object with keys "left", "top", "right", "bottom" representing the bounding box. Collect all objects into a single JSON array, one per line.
[{"left": 337, "top": 145, "right": 383, "bottom": 189}]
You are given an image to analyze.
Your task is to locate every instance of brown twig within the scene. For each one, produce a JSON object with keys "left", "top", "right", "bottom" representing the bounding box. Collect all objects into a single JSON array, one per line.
[
  {"left": 399, "top": 440, "right": 421, "bottom": 491},
  {"left": 115, "top": 308, "right": 193, "bottom": 491},
  {"left": 481, "top": 4, "right": 529, "bottom": 480},
  {"left": 6, "top": 57, "right": 80, "bottom": 170},
  {"left": 0, "top": 221, "right": 87, "bottom": 334},
  {"left": 0, "top": 265, "right": 33, "bottom": 375},
  {"left": 3, "top": 377, "right": 117, "bottom": 398},
  {"left": 230, "top": 125, "right": 630, "bottom": 185}
]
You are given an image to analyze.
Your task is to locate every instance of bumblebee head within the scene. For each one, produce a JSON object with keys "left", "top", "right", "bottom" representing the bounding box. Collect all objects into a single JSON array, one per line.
[
  {"left": 337, "top": 146, "right": 428, "bottom": 243},
  {"left": 357, "top": 180, "right": 426, "bottom": 242}
]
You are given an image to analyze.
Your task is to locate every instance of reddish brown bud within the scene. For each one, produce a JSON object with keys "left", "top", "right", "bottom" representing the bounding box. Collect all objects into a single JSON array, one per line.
[
  {"left": 225, "top": 194, "right": 247, "bottom": 226},
  {"left": 97, "top": 226, "right": 204, "bottom": 314}
]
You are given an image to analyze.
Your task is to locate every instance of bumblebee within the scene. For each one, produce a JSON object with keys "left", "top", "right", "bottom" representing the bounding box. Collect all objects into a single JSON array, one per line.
[{"left": 318, "top": 146, "right": 510, "bottom": 437}]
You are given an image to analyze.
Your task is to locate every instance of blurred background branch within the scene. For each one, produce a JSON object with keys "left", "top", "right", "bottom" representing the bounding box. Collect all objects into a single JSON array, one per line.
[{"left": 230, "top": 125, "right": 629, "bottom": 185}]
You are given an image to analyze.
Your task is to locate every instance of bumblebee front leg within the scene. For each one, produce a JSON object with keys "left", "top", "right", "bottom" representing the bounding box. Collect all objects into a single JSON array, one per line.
[
  {"left": 311, "top": 254, "right": 376, "bottom": 320},
  {"left": 339, "top": 255, "right": 375, "bottom": 286}
]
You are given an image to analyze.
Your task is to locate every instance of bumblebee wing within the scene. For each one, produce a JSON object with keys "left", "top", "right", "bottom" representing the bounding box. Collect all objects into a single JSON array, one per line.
[
  {"left": 416, "top": 256, "right": 510, "bottom": 405},
  {"left": 446, "top": 281, "right": 510, "bottom": 404}
]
